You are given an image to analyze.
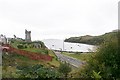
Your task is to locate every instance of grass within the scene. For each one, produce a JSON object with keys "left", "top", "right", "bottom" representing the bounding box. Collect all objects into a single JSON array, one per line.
[
  {"left": 2, "top": 66, "right": 19, "bottom": 78},
  {"left": 23, "top": 48, "right": 48, "bottom": 54},
  {"left": 11, "top": 40, "right": 49, "bottom": 55},
  {"left": 11, "top": 40, "right": 21, "bottom": 48},
  {"left": 47, "top": 50, "right": 60, "bottom": 68},
  {"left": 0, "top": 66, "right": 2, "bottom": 78},
  {"left": 62, "top": 52, "right": 93, "bottom": 61}
]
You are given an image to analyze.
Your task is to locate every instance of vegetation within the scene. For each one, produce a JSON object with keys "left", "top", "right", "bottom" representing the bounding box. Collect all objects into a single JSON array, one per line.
[
  {"left": 2, "top": 51, "right": 61, "bottom": 78},
  {"left": 58, "top": 62, "right": 72, "bottom": 78},
  {"left": 10, "top": 39, "right": 49, "bottom": 55},
  {"left": 48, "top": 50, "right": 60, "bottom": 68},
  {"left": 62, "top": 52, "right": 93, "bottom": 62},
  {"left": 2, "top": 39, "right": 61, "bottom": 78},
  {"left": 78, "top": 36, "right": 120, "bottom": 79},
  {"left": 10, "top": 39, "right": 46, "bottom": 49},
  {"left": 23, "top": 48, "right": 49, "bottom": 55},
  {"left": 65, "top": 30, "right": 118, "bottom": 45},
  {"left": 16, "top": 64, "right": 61, "bottom": 79},
  {"left": 17, "top": 44, "right": 25, "bottom": 49},
  {"left": 3, "top": 30, "right": 119, "bottom": 79}
]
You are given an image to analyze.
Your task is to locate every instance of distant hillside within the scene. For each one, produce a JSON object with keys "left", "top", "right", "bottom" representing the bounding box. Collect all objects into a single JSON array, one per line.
[{"left": 65, "top": 30, "right": 118, "bottom": 45}]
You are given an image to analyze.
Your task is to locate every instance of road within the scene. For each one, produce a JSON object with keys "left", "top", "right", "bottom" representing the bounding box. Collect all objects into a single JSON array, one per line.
[{"left": 54, "top": 51, "right": 84, "bottom": 68}]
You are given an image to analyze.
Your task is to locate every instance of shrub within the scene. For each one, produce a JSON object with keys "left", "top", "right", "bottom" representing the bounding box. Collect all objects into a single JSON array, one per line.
[
  {"left": 24, "top": 45, "right": 27, "bottom": 48},
  {"left": 58, "top": 62, "right": 72, "bottom": 78},
  {"left": 17, "top": 44, "right": 24, "bottom": 49},
  {"left": 79, "top": 37, "right": 120, "bottom": 79},
  {"left": 16, "top": 64, "right": 61, "bottom": 78}
]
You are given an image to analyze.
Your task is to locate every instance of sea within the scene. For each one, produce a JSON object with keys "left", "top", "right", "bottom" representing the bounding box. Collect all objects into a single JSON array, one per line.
[{"left": 42, "top": 39, "right": 96, "bottom": 53}]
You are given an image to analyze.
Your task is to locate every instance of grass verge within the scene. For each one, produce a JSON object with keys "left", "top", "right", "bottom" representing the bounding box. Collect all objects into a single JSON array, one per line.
[{"left": 62, "top": 52, "right": 93, "bottom": 61}]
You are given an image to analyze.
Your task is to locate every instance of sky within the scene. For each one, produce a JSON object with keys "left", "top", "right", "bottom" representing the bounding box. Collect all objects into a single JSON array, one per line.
[{"left": 0, "top": 0, "right": 119, "bottom": 40}]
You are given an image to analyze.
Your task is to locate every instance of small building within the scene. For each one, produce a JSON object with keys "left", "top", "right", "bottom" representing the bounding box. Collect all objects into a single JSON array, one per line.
[{"left": 0, "top": 34, "right": 7, "bottom": 45}]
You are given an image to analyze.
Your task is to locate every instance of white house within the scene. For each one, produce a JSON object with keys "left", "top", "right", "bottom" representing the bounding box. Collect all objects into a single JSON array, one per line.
[{"left": 0, "top": 34, "right": 7, "bottom": 45}]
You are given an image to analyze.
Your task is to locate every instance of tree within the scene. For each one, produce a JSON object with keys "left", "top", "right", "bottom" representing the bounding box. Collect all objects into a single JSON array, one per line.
[
  {"left": 79, "top": 35, "right": 120, "bottom": 79},
  {"left": 58, "top": 62, "right": 72, "bottom": 78}
]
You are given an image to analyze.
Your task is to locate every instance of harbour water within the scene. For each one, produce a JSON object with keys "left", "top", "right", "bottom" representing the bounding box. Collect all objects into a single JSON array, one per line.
[{"left": 42, "top": 39, "right": 95, "bottom": 52}]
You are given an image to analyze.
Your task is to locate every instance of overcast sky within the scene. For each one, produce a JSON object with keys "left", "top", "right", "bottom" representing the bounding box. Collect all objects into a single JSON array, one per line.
[{"left": 0, "top": 0, "right": 119, "bottom": 40}]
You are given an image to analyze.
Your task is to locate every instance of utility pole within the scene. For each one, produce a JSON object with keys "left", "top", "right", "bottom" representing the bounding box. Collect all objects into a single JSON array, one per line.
[
  {"left": 63, "top": 40, "right": 64, "bottom": 51},
  {"left": 118, "top": 1, "right": 120, "bottom": 41},
  {"left": 118, "top": 1, "right": 120, "bottom": 30}
]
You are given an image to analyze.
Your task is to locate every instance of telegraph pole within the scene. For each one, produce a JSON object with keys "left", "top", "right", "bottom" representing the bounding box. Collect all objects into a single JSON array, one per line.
[
  {"left": 63, "top": 40, "right": 64, "bottom": 51},
  {"left": 118, "top": 1, "right": 120, "bottom": 30}
]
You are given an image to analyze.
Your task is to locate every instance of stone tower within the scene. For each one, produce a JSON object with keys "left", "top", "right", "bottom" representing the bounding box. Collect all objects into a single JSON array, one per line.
[{"left": 25, "top": 29, "right": 31, "bottom": 42}]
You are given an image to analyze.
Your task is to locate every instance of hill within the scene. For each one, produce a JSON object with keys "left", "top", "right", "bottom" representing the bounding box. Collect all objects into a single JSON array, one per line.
[
  {"left": 65, "top": 30, "right": 118, "bottom": 45},
  {"left": 2, "top": 39, "right": 60, "bottom": 78}
]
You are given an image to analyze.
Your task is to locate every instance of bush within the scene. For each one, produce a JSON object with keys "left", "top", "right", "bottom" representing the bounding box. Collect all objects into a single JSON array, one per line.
[
  {"left": 58, "top": 62, "right": 72, "bottom": 78},
  {"left": 16, "top": 64, "right": 61, "bottom": 78},
  {"left": 79, "top": 37, "right": 120, "bottom": 79},
  {"left": 24, "top": 45, "right": 27, "bottom": 48},
  {"left": 17, "top": 44, "right": 24, "bottom": 49}
]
